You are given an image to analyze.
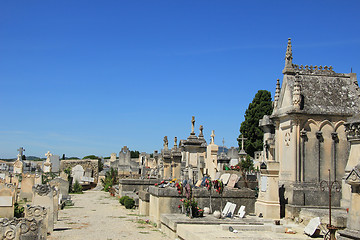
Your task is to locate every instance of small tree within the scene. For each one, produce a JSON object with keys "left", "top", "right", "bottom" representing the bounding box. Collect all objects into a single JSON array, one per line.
[
  {"left": 72, "top": 180, "right": 83, "bottom": 193},
  {"left": 101, "top": 168, "right": 118, "bottom": 191}
]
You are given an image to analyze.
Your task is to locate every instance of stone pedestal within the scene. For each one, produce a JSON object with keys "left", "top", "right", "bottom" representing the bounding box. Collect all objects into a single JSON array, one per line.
[{"left": 255, "top": 161, "right": 280, "bottom": 219}]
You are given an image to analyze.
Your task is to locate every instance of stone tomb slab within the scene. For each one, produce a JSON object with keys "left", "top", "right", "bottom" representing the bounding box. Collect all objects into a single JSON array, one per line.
[
  {"left": 227, "top": 174, "right": 239, "bottom": 188},
  {"left": 220, "top": 173, "right": 231, "bottom": 185}
]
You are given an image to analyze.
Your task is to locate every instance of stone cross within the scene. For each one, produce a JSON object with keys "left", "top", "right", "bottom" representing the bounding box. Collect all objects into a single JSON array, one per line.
[
  {"left": 17, "top": 154, "right": 21, "bottom": 161},
  {"left": 174, "top": 137, "right": 177, "bottom": 149},
  {"left": 238, "top": 135, "right": 247, "bottom": 150},
  {"left": 211, "top": 130, "right": 215, "bottom": 144},
  {"left": 17, "top": 147, "right": 25, "bottom": 157},
  {"left": 191, "top": 116, "right": 195, "bottom": 134},
  {"left": 45, "top": 151, "right": 52, "bottom": 161}
]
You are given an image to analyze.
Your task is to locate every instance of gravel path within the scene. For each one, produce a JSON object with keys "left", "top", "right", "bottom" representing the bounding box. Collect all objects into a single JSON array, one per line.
[{"left": 48, "top": 190, "right": 170, "bottom": 240}]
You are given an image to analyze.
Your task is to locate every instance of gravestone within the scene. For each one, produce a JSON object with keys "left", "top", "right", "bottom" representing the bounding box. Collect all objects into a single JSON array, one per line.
[
  {"left": 0, "top": 173, "right": 5, "bottom": 180},
  {"left": 72, "top": 165, "right": 84, "bottom": 184},
  {"left": 50, "top": 154, "right": 60, "bottom": 172},
  {"left": 49, "top": 178, "right": 69, "bottom": 200},
  {"left": 25, "top": 205, "right": 48, "bottom": 236},
  {"left": 0, "top": 183, "right": 15, "bottom": 218},
  {"left": 32, "top": 184, "right": 55, "bottom": 233},
  {"left": 20, "top": 173, "right": 35, "bottom": 201},
  {"left": 227, "top": 174, "right": 239, "bottom": 188},
  {"left": 13, "top": 155, "right": 23, "bottom": 174},
  {"left": 220, "top": 173, "right": 231, "bottom": 185}
]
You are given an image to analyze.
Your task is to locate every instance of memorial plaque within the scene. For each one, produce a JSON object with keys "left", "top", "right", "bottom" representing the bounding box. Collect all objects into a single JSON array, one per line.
[
  {"left": 0, "top": 196, "right": 13, "bottom": 207},
  {"left": 220, "top": 173, "right": 231, "bottom": 185},
  {"left": 214, "top": 172, "right": 221, "bottom": 180},
  {"left": 227, "top": 174, "right": 239, "bottom": 188},
  {"left": 304, "top": 217, "right": 321, "bottom": 237},
  {"left": 237, "top": 205, "right": 246, "bottom": 218},
  {"left": 260, "top": 176, "right": 267, "bottom": 192}
]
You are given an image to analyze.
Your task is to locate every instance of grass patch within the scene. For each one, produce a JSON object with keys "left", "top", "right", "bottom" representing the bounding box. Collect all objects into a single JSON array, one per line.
[
  {"left": 136, "top": 219, "right": 147, "bottom": 224},
  {"left": 139, "top": 231, "right": 149, "bottom": 234},
  {"left": 66, "top": 222, "right": 77, "bottom": 225},
  {"left": 137, "top": 226, "right": 146, "bottom": 229}
]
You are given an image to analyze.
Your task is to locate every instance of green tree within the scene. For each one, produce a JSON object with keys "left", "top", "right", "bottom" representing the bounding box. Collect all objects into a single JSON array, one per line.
[
  {"left": 82, "top": 155, "right": 98, "bottom": 159},
  {"left": 101, "top": 168, "right": 118, "bottom": 192},
  {"left": 130, "top": 150, "right": 139, "bottom": 158},
  {"left": 98, "top": 159, "right": 104, "bottom": 172},
  {"left": 239, "top": 90, "right": 273, "bottom": 157},
  {"left": 238, "top": 156, "right": 255, "bottom": 172}
]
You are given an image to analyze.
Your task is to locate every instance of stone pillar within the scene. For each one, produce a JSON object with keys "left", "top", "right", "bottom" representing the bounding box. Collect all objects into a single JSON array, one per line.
[
  {"left": 255, "top": 115, "right": 280, "bottom": 219},
  {"left": 338, "top": 164, "right": 360, "bottom": 239},
  {"left": 255, "top": 161, "right": 280, "bottom": 219}
]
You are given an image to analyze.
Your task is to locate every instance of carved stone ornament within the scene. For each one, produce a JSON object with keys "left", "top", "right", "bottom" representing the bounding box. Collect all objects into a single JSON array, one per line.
[
  {"left": 284, "top": 132, "right": 291, "bottom": 146},
  {"left": 26, "top": 205, "right": 47, "bottom": 219},
  {"left": 32, "top": 184, "right": 51, "bottom": 196},
  {"left": 345, "top": 164, "right": 360, "bottom": 186},
  {"left": 344, "top": 121, "right": 360, "bottom": 141}
]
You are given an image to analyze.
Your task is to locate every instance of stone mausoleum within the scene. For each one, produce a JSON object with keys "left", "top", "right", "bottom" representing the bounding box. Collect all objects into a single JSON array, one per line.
[{"left": 256, "top": 38, "right": 360, "bottom": 219}]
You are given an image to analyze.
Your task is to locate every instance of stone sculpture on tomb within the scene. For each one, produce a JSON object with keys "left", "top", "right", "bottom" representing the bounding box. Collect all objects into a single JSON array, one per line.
[
  {"left": 13, "top": 154, "right": 23, "bottom": 174},
  {"left": 43, "top": 151, "right": 52, "bottom": 173}
]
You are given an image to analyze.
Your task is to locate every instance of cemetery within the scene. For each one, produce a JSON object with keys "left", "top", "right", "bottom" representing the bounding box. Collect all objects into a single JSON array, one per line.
[{"left": 0, "top": 38, "right": 359, "bottom": 240}]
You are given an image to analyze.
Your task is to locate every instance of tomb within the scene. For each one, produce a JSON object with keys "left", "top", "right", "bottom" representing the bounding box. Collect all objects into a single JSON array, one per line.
[{"left": 258, "top": 38, "right": 360, "bottom": 219}]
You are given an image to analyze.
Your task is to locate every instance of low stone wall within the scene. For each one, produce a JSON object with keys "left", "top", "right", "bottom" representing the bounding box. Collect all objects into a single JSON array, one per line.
[
  {"left": 148, "top": 186, "right": 256, "bottom": 227},
  {"left": 118, "top": 179, "right": 158, "bottom": 197}
]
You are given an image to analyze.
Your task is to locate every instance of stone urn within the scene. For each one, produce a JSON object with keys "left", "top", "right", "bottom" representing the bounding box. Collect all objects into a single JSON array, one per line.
[
  {"left": 213, "top": 210, "right": 221, "bottom": 219},
  {"left": 204, "top": 207, "right": 210, "bottom": 215}
]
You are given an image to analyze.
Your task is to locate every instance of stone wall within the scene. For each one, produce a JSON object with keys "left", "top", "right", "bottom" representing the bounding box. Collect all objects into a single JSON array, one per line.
[{"left": 148, "top": 186, "right": 256, "bottom": 227}]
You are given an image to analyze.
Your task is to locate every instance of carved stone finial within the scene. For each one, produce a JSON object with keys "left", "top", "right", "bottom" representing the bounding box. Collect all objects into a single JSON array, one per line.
[
  {"left": 199, "top": 125, "right": 204, "bottom": 137},
  {"left": 191, "top": 116, "right": 195, "bottom": 135},
  {"left": 293, "top": 73, "right": 301, "bottom": 110},
  {"left": 273, "top": 78, "right": 280, "bottom": 108},
  {"left": 283, "top": 38, "right": 295, "bottom": 74},
  {"left": 163, "top": 136, "right": 168, "bottom": 150},
  {"left": 174, "top": 137, "right": 177, "bottom": 148},
  {"left": 211, "top": 130, "right": 215, "bottom": 144}
]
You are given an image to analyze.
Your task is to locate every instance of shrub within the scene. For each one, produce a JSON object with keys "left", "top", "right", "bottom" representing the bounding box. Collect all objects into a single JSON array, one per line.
[
  {"left": 119, "top": 196, "right": 130, "bottom": 205},
  {"left": 72, "top": 180, "right": 83, "bottom": 193},
  {"left": 14, "top": 203, "right": 24, "bottom": 218},
  {"left": 124, "top": 197, "right": 135, "bottom": 209}
]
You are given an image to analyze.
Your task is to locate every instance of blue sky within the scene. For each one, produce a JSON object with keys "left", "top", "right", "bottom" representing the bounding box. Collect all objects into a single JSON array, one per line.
[{"left": 1, "top": 1, "right": 360, "bottom": 159}]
